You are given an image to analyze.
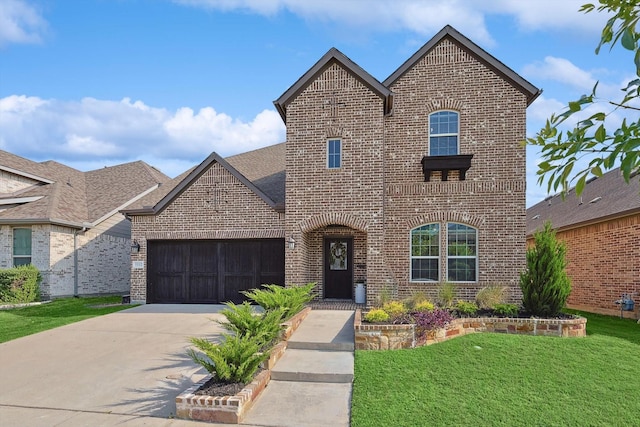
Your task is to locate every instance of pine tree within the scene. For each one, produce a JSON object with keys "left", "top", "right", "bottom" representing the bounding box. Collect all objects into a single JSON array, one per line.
[{"left": 520, "top": 222, "right": 571, "bottom": 316}]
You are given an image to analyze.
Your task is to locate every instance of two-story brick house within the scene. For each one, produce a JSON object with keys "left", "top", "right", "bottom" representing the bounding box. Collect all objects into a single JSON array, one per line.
[{"left": 124, "top": 26, "right": 540, "bottom": 306}]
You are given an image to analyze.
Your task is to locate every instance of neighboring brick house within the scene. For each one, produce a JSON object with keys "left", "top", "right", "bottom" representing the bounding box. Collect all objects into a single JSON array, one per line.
[
  {"left": 527, "top": 168, "right": 640, "bottom": 319},
  {"left": 0, "top": 150, "right": 169, "bottom": 299},
  {"left": 124, "top": 26, "right": 540, "bottom": 306}
]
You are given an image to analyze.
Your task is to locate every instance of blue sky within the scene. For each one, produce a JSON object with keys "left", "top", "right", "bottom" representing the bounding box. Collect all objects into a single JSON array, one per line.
[{"left": 0, "top": 0, "right": 633, "bottom": 207}]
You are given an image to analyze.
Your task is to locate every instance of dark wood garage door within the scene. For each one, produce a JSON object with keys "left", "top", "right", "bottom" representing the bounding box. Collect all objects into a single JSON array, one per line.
[{"left": 147, "top": 239, "right": 284, "bottom": 304}]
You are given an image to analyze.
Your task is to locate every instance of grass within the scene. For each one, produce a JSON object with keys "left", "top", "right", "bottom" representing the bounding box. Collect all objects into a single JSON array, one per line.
[
  {"left": 0, "top": 296, "right": 134, "bottom": 344},
  {"left": 351, "top": 312, "right": 640, "bottom": 427}
]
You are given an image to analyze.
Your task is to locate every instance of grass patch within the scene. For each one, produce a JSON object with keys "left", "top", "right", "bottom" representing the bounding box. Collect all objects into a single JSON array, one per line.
[
  {"left": 0, "top": 296, "right": 134, "bottom": 343},
  {"left": 352, "top": 313, "right": 640, "bottom": 427}
]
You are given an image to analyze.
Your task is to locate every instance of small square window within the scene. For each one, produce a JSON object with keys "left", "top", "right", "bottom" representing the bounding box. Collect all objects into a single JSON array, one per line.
[{"left": 327, "top": 139, "right": 341, "bottom": 169}]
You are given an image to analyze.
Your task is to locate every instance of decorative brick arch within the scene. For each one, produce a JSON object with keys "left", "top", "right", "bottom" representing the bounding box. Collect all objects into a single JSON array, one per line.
[
  {"left": 298, "top": 212, "right": 369, "bottom": 233},
  {"left": 424, "top": 98, "right": 466, "bottom": 114},
  {"left": 406, "top": 211, "right": 484, "bottom": 230}
]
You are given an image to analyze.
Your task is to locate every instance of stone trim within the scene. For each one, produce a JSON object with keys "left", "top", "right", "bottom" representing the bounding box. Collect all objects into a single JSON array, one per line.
[
  {"left": 406, "top": 212, "right": 485, "bottom": 230},
  {"left": 386, "top": 180, "right": 525, "bottom": 196},
  {"left": 424, "top": 98, "right": 465, "bottom": 114},
  {"left": 143, "top": 229, "right": 285, "bottom": 240},
  {"left": 298, "top": 212, "right": 369, "bottom": 233}
]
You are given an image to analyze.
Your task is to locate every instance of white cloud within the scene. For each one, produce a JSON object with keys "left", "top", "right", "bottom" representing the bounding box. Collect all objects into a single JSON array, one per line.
[
  {"left": 174, "top": 0, "right": 606, "bottom": 46},
  {"left": 0, "top": 0, "right": 47, "bottom": 46},
  {"left": 523, "top": 56, "right": 597, "bottom": 92},
  {"left": 0, "top": 95, "right": 286, "bottom": 177}
]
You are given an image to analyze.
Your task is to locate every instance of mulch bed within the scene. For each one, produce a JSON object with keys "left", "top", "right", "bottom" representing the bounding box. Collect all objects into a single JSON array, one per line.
[{"left": 195, "top": 377, "right": 245, "bottom": 397}]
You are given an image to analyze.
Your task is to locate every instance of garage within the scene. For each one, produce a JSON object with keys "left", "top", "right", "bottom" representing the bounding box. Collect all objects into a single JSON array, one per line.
[{"left": 146, "top": 239, "right": 285, "bottom": 304}]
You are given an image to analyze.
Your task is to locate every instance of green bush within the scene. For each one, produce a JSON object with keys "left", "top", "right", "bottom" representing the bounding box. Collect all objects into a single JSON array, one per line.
[
  {"left": 404, "top": 291, "right": 428, "bottom": 309},
  {"left": 242, "top": 283, "right": 315, "bottom": 321},
  {"left": 187, "top": 334, "right": 269, "bottom": 384},
  {"left": 455, "top": 300, "right": 479, "bottom": 316},
  {"left": 219, "top": 302, "right": 285, "bottom": 351},
  {"left": 520, "top": 222, "right": 571, "bottom": 316},
  {"left": 437, "top": 282, "right": 457, "bottom": 308},
  {"left": 475, "top": 285, "right": 508, "bottom": 309},
  {"left": 382, "top": 301, "right": 407, "bottom": 319},
  {"left": 413, "top": 300, "right": 435, "bottom": 312},
  {"left": 493, "top": 303, "right": 519, "bottom": 317},
  {"left": 364, "top": 309, "right": 390, "bottom": 323},
  {"left": 0, "top": 265, "right": 41, "bottom": 304}
]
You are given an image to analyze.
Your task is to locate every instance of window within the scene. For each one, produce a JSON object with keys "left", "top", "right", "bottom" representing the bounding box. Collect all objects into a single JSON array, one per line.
[
  {"left": 13, "top": 228, "right": 32, "bottom": 267},
  {"left": 410, "top": 224, "right": 440, "bottom": 281},
  {"left": 429, "top": 111, "right": 458, "bottom": 156},
  {"left": 447, "top": 223, "right": 477, "bottom": 282},
  {"left": 327, "top": 139, "right": 341, "bottom": 169}
]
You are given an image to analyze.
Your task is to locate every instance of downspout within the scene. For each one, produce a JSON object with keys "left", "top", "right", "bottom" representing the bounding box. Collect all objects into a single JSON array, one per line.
[{"left": 73, "top": 226, "right": 87, "bottom": 297}]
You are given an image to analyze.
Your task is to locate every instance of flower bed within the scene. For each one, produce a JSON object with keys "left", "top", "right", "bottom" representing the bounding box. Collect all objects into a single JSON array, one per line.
[
  {"left": 176, "top": 306, "right": 311, "bottom": 424},
  {"left": 354, "top": 309, "right": 586, "bottom": 350}
]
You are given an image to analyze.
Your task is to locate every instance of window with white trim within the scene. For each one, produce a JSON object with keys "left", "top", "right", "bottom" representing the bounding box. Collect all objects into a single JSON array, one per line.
[
  {"left": 327, "top": 138, "right": 341, "bottom": 169},
  {"left": 410, "top": 224, "right": 440, "bottom": 281},
  {"left": 447, "top": 223, "right": 477, "bottom": 282},
  {"left": 429, "top": 111, "right": 459, "bottom": 156},
  {"left": 13, "top": 227, "right": 32, "bottom": 267}
]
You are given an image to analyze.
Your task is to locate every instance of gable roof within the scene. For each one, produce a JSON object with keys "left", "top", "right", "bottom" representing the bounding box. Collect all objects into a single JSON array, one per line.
[
  {"left": 383, "top": 25, "right": 541, "bottom": 106},
  {"left": 122, "top": 144, "right": 285, "bottom": 216},
  {"left": 0, "top": 150, "right": 170, "bottom": 229},
  {"left": 526, "top": 168, "right": 640, "bottom": 236},
  {"left": 274, "top": 48, "right": 393, "bottom": 123}
]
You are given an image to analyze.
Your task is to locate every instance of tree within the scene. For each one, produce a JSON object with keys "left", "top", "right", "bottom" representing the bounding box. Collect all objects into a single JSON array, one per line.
[
  {"left": 527, "top": 0, "right": 640, "bottom": 197},
  {"left": 520, "top": 222, "right": 571, "bottom": 317}
]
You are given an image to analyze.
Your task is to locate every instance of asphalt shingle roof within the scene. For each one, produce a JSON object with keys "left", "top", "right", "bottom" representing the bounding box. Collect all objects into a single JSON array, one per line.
[
  {"left": 526, "top": 167, "right": 640, "bottom": 236},
  {"left": 0, "top": 150, "right": 170, "bottom": 227}
]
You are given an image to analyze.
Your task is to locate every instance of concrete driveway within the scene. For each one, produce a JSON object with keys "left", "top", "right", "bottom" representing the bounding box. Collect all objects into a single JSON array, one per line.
[{"left": 0, "top": 304, "right": 242, "bottom": 426}]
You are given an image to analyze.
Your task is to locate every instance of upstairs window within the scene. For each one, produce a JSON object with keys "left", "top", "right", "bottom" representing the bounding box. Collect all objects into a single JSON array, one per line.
[
  {"left": 13, "top": 227, "right": 32, "bottom": 267},
  {"left": 447, "top": 223, "right": 477, "bottom": 282},
  {"left": 327, "top": 138, "right": 342, "bottom": 169},
  {"left": 429, "top": 111, "right": 459, "bottom": 156},
  {"left": 410, "top": 224, "right": 440, "bottom": 281}
]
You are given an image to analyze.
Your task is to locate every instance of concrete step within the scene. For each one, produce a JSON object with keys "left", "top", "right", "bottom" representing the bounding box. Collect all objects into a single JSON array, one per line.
[
  {"left": 287, "top": 309, "right": 355, "bottom": 351},
  {"left": 271, "top": 349, "right": 354, "bottom": 383}
]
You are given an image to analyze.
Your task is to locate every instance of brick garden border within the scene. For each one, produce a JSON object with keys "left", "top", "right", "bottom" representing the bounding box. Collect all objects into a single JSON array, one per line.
[
  {"left": 176, "top": 306, "right": 312, "bottom": 424},
  {"left": 354, "top": 309, "right": 587, "bottom": 350}
]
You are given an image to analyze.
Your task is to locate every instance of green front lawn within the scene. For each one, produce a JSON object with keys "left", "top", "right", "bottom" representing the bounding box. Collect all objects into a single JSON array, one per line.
[
  {"left": 352, "top": 313, "right": 640, "bottom": 427},
  {"left": 0, "top": 296, "right": 134, "bottom": 343}
]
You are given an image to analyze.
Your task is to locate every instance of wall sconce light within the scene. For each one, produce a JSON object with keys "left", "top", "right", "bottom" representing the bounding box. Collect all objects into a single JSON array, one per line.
[
  {"left": 288, "top": 236, "right": 295, "bottom": 250},
  {"left": 131, "top": 240, "right": 140, "bottom": 254}
]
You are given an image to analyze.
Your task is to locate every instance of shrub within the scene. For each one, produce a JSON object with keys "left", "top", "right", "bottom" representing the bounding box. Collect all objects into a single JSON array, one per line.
[
  {"left": 364, "top": 309, "right": 390, "bottom": 323},
  {"left": 382, "top": 301, "right": 407, "bottom": 319},
  {"left": 455, "top": 300, "right": 479, "bottom": 316},
  {"left": 475, "top": 285, "right": 508, "bottom": 309},
  {"left": 374, "top": 286, "right": 393, "bottom": 308},
  {"left": 219, "top": 302, "right": 285, "bottom": 351},
  {"left": 187, "top": 334, "right": 268, "bottom": 384},
  {"left": 0, "top": 265, "right": 41, "bottom": 304},
  {"left": 437, "top": 282, "right": 457, "bottom": 308},
  {"left": 520, "top": 222, "right": 571, "bottom": 316},
  {"left": 242, "top": 283, "right": 315, "bottom": 320},
  {"left": 404, "top": 291, "right": 428, "bottom": 309},
  {"left": 413, "top": 308, "right": 453, "bottom": 336},
  {"left": 413, "top": 300, "right": 435, "bottom": 312},
  {"left": 493, "top": 303, "right": 519, "bottom": 317}
]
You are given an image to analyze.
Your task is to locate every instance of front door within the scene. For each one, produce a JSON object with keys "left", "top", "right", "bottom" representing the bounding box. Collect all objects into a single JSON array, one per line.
[{"left": 324, "top": 238, "right": 353, "bottom": 299}]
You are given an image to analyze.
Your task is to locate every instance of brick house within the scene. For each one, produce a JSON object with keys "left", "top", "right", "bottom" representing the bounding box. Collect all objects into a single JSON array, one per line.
[
  {"left": 527, "top": 168, "right": 640, "bottom": 319},
  {"left": 124, "top": 26, "right": 540, "bottom": 306},
  {"left": 0, "top": 150, "right": 169, "bottom": 299}
]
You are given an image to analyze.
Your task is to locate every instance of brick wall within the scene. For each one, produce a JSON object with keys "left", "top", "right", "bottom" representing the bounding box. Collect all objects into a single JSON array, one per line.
[
  {"left": 383, "top": 38, "right": 527, "bottom": 303},
  {"left": 0, "top": 171, "right": 40, "bottom": 194},
  {"left": 527, "top": 213, "right": 640, "bottom": 318},
  {"left": 130, "top": 162, "right": 285, "bottom": 302}
]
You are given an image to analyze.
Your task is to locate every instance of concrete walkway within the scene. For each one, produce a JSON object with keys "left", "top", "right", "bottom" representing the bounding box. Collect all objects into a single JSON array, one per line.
[{"left": 242, "top": 310, "right": 355, "bottom": 427}]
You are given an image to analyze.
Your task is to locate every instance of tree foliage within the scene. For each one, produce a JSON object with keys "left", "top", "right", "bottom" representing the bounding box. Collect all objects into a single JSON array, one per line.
[
  {"left": 527, "top": 0, "right": 640, "bottom": 196},
  {"left": 520, "top": 222, "right": 571, "bottom": 316}
]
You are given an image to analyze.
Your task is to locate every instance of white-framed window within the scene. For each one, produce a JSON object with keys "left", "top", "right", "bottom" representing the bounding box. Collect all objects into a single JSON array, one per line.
[
  {"left": 410, "top": 223, "right": 440, "bottom": 281},
  {"left": 13, "top": 227, "right": 32, "bottom": 267},
  {"left": 447, "top": 223, "right": 477, "bottom": 282},
  {"left": 327, "top": 138, "right": 341, "bottom": 169},
  {"left": 429, "top": 111, "right": 459, "bottom": 156}
]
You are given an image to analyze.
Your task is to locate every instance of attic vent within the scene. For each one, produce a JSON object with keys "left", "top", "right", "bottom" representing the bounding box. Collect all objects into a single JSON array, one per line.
[
  {"left": 589, "top": 196, "right": 602, "bottom": 204},
  {"left": 532, "top": 214, "right": 540, "bottom": 220}
]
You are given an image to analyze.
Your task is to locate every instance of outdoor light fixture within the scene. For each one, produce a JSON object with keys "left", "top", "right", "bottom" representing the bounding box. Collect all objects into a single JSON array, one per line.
[
  {"left": 288, "top": 236, "right": 295, "bottom": 250},
  {"left": 131, "top": 240, "right": 140, "bottom": 254}
]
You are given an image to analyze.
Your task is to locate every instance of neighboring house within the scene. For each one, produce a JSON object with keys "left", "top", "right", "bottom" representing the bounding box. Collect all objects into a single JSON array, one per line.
[
  {"left": 0, "top": 150, "right": 169, "bottom": 299},
  {"left": 527, "top": 168, "right": 640, "bottom": 319},
  {"left": 123, "top": 25, "right": 540, "bottom": 306}
]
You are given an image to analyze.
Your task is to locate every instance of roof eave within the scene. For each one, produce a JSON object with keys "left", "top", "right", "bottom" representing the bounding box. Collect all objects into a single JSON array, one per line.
[{"left": 526, "top": 207, "right": 640, "bottom": 238}]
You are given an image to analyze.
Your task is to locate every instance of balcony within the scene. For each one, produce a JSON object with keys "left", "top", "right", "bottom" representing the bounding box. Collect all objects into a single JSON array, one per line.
[{"left": 420, "top": 154, "right": 473, "bottom": 182}]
